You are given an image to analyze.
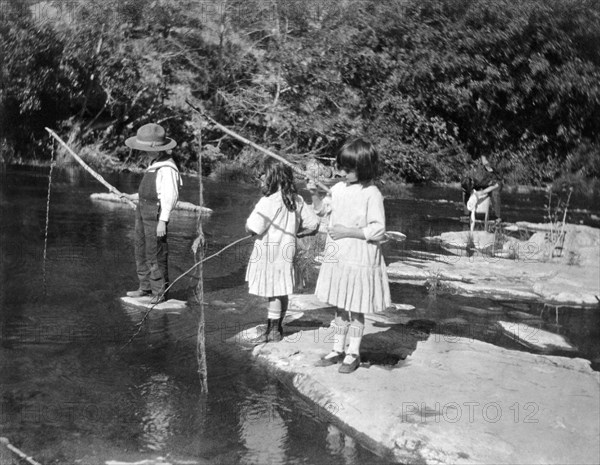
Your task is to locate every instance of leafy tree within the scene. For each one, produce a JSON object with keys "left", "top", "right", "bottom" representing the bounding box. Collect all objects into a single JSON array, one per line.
[{"left": 1, "top": 0, "right": 599, "bottom": 185}]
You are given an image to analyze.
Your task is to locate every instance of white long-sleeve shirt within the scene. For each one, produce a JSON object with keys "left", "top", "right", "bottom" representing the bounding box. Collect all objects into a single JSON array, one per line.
[{"left": 147, "top": 159, "right": 181, "bottom": 222}]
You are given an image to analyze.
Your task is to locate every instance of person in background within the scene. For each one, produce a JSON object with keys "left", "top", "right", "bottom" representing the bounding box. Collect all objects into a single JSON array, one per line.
[
  {"left": 245, "top": 160, "right": 319, "bottom": 343},
  {"left": 309, "top": 138, "right": 391, "bottom": 373},
  {"left": 125, "top": 123, "right": 181, "bottom": 304},
  {"left": 461, "top": 155, "right": 503, "bottom": 223}
]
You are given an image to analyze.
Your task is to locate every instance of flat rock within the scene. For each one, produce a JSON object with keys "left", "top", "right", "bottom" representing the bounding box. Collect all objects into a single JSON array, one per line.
[
  {"left": 461, "top": 305, "right": 504, "bottom": 316},
  {"left": 288, "top": 293, "right": 335, "bottom": 311},
  {"left": 387, "top": 244, "right": 599, "bottom": 305},
  {"left": 438, "top": 230, "right": 497, "bottom": 250},
  {"left": 120, "top": 296, "right": 187, "bottom": 312},
  {"left": 209, "top": 300, "right": 236, "bottom": 307},
  {"left": 440, "top": 317, "right": 470, "bottom": 326},
  {"left": 226, "top": 311, "right": 306, "bottom": 346},
  {"left": 507, "top": 310, "right": 541, "bottom": 321},
  {"left": 390, "top": 303, "right": 416, "bottom": 311},
  {"left": 91, "top": 192, "right": 213, "bottom": 215},
  {"left": 289, "top": 294, "right": 415, "bottom": 313},
  {"left": 365, "top": 312, "right": 413, "bottom": 326},
  {"left": 497, "top": 321, "right": 576, "bottom": 351},
  {"left": 238, "top": 318, "right": 599, "bottom": 464}
]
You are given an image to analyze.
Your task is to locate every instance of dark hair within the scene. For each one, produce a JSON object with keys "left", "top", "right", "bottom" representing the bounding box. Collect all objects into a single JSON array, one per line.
[
  {"left": 262, "top": 160, "right": 298, "bottom": 212},
  {"left": 336, "top": 138, "right": 379, "bottom": 182}
]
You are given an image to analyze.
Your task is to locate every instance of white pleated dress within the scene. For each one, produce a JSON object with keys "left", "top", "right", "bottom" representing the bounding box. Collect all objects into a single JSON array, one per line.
[
  {"left": 315, "top": 182, "right": 391, "bottom": 314},
  {"left": 245, "top": 191, "right": 319, "bottom": 297}
]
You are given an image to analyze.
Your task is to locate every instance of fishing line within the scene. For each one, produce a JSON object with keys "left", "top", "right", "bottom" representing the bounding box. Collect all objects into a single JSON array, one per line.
[
  {"left": 118, "top": 234, "right": 253, "bottom": 351},
  {"left": 42, "top": 138, "right": 57, "bottom": 296}
]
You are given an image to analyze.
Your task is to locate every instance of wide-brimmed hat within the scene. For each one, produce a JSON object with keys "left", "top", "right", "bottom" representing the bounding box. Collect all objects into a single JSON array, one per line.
[{"left": 125, "top": 123, "right": 177, "bottom": 151}]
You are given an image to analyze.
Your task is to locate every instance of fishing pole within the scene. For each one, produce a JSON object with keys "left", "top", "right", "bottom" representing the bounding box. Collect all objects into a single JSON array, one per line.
[
  {"left": 45, "top": 128, "right": 137, "bottom": 209},
  {"left": 186, "top": 100, "right": 332, "bottom": 194}
]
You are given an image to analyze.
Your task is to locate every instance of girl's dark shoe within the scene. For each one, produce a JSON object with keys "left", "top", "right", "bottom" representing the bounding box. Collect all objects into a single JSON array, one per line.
[
  {"left": 248, "top": 319, "right": 284, "bottom": 344},
  {"left": 273, "top": 317, "right": 284, "bottom": 342},
  {"left": 315, "top": 351, "right": 345, "bottom": 367},
  {"left": 338, "top": 353, "right": 360, "bottom": 373},
  {"left": 270, "top": 327, "right": 284, "bottom": 342},
  {"left": 248, "top": 319, "right": 275, "bottom": 344},
  {"left": 248, "top": 329, "right": 269, "bottom": 344}
]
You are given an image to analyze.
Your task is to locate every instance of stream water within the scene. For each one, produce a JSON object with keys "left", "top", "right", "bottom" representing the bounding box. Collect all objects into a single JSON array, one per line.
[{"left": 1, "top": 164, "right": 599, "bottom": 465}]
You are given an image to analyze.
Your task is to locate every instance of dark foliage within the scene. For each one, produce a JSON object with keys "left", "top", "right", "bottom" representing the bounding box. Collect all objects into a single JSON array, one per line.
[{"left": 1, "top": 0, "right": 599, "bottom": 185}]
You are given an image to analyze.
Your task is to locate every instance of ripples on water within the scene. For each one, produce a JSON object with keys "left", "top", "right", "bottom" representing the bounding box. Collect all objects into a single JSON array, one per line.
[
  {"left": 1, "top": 166, "right": 392, "bottom": 465},
  {"left": 1, "top": 165, "right": 599, "bottom": 463}
]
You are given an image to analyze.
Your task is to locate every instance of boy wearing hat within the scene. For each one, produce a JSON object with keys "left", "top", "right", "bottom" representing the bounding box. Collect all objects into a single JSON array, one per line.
[{"left": 125, "top": 123, "right": 181, "bottom": 303}]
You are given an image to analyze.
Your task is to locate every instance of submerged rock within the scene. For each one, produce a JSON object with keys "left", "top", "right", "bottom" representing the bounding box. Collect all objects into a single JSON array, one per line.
[
  {"left": 497, "top": 321, "right": 576, "bottom": 351},
  {"left": 507, "top": 310, "right": 541, "bottom": 321},
  {"left": 461, "top": 305, "right": 504, "bottom": 316}
]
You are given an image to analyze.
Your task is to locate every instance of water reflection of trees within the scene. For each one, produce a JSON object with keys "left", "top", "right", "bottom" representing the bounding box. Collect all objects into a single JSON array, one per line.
[
  {"left": 238, "top": 386, "right": 287, "bottom": 465},
  {"left": 139, "top": 373, "right": 177, "bottom": 451}
]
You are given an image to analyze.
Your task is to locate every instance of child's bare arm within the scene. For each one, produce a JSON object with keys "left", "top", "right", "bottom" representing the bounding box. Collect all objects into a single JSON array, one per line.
[
  {"left": 306, "top": 180, "right": 324, "bottom": 213},
  {"left": 328, "top": 224, "right": 366, "bottom": 240}
]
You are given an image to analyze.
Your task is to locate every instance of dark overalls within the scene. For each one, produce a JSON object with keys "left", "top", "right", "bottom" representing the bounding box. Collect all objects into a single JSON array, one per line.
[{"left": 134, "top": 168, "right": 171, "bottom": 296}]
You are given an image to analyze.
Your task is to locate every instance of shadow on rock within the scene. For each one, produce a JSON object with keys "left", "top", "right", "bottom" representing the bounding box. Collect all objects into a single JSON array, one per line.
[
  {"left": 284, "top": 307, "right": 337, "bottom": 335},
  {"left": 361, "top": 319, "right": 435, "bottom": 368}
]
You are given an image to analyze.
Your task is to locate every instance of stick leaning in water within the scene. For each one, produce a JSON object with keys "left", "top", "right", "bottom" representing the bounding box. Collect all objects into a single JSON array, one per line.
[
  {"left": 44, "top": 127, "right": 136, "bottom": 209},
  {"left": 186, "top": 100, "right": 331, "bottom": 194},
  {"left": 0, "top": 437, "right": 43, "bottom": 465}
]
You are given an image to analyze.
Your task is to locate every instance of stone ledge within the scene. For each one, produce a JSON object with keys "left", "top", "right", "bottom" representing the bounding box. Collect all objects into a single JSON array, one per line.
[
  {"left": 238, "top": 312, "right": 600, "bottom": 464},
  {"left": 387, "top": 257, "right": 600, "bottom": 306}
]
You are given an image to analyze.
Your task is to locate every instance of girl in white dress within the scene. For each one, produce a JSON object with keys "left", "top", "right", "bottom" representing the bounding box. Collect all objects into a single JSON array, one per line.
[
  {"left": 246, "top": 161, "right": 319, "bottom": 343},
  {"left": 309, "top": 138, "right": 391, "bottom": 373}
]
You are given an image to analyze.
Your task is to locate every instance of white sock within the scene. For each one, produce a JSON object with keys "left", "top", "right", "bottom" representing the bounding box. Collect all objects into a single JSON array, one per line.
[
  {"left": 323, "top": 322, "right": 348, "bottom": 359},
  {"left": 345, "top": 323, "right": 364, "bottom": 356},
  {"left": 267, "top": 299, "right": 282, "bottom": 320}
]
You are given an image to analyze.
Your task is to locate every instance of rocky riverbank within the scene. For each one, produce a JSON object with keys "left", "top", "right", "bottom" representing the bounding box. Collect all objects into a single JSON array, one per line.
[
  {"left": 113, "top": 221, "right": 599, "bottom": 464},
  {"left": 230, "top": 223, "right": 600, "bottom": 463},
  {"left": 395, "top": 223, "right": 600, "bottom": 306},
  {"left": 232, "top": 295, "right": 600, "bottom": 464}
]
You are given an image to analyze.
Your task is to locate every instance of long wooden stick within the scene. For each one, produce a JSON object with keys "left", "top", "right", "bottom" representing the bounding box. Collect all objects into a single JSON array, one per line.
[
  {"left": 45, "top": 127, "right": 137, "bottom": 209},
  {"left": 0, "top": 437, "right": 43, "bottom": 465},
  {"left": 195, "top": 127, "right": 208, "bottom": 394},
  {"left": 186, "top": 100, "right": 331, "bottom": 193}
]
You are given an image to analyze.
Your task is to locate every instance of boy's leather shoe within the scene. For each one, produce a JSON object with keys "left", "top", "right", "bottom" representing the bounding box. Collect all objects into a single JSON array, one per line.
[{"left": 126, "top": 289, "right": 152, "bottom": 298}]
